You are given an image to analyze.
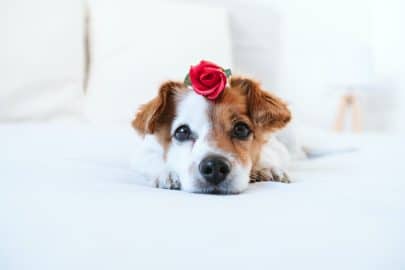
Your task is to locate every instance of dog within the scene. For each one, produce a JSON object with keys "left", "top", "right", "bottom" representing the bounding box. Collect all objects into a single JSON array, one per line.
[{"left": 131, "top": 76, "right": 293, "bottom": 194}]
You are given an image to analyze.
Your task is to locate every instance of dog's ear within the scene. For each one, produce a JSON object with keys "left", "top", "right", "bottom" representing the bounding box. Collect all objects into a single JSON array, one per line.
[
  {"left": 231, "top": 77, "right": 291, "bottom": 131},
  {"left": 132, "top": 81, "right": 184, "bottom": 135}
]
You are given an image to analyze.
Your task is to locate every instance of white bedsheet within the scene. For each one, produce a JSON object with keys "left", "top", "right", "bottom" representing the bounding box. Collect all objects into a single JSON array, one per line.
[{"left": 1, "top": 124, "right": 404, "bottom": 270}]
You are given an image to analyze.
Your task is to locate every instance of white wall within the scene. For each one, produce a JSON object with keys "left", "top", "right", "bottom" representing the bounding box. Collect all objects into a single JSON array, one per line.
[
  {"left": 268, "top": 0, "right": 374, "bottom": 129},
  {"left": 371, "top": 0, "right": 405, "bottom": 133},
  {"left": 180, "top": 0, "right": 405, "bottom": 132}
]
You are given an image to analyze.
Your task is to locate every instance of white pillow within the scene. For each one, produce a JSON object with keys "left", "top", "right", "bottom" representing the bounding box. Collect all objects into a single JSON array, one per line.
[
  {"left": 0, "top": 0, "right": 84, "bottom": 122},
  {"left": 85, "top": 0, "right": 232, "bottom": 125}
]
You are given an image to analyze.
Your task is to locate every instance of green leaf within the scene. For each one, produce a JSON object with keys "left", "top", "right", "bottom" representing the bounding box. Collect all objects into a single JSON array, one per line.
[
  {"left": 224, "top": 68, "right": 232, "bottom": 78},
  {"left": 184, "top": 73, "right": 191, "bottom": 86}
]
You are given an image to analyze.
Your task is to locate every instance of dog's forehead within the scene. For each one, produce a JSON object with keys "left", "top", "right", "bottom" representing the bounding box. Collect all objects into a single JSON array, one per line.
[
  {"left": 172, "top": 90, "right": 210, "bottom": 133},
  {"left": 172, "top": 88, "right": 248, "bottom": 133}
]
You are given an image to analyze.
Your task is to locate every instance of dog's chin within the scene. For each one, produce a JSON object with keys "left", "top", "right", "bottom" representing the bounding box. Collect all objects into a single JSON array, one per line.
[
  {"left": 182, "top": 179, "right": 245, "bottom": 195},
  {"left": 193, "top": 187, "right": 241, "bottom": 195}
]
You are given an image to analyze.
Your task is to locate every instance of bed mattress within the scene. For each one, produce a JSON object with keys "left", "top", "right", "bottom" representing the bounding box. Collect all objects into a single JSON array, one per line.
[{"left": 1, "top": 124, "right": 404, "bottom": 270}]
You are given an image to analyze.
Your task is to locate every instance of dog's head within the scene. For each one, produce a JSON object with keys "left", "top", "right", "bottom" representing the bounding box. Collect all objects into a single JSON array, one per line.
[{"left": 132, "top": 77, "right": 291, "bottom": 194}]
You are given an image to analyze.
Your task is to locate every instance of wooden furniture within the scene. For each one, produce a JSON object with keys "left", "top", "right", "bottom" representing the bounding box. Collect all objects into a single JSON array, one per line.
[{"left": 333, "top": 92, "right": 363, "bottom": 133}]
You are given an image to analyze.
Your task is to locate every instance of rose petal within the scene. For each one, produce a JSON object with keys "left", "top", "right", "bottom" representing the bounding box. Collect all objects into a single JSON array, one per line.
[
  {"left": 200, "top": 72, "right": 219, "bottom": 87},
  {"left": 193, "top": 85, "right": 215, "bottom": 95},
  {"left": 202, "top": 67, "right": 224, "bottom": 83},
  {"left": 203, "top": 66, "right": 223, "bottom": 73},
  {"left": 207, "top": 85, "right": 222, "bottom": 100},
  {"left": 199, "top": 60, "right": 221, "bottom": 69},
  {"left": 200, "top": 72, "right": 214, "bottom": 81},
  {"left": 189, "top": 68, "right": 208, "bottom": 92},
  {"left": 207, "top": 74, "right": 226, "bottom": 100}
]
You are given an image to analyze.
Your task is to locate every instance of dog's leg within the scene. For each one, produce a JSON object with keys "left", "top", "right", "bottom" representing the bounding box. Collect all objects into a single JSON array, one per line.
[{"left": 251, "top": 135, "right": 291, "bottom": 184}]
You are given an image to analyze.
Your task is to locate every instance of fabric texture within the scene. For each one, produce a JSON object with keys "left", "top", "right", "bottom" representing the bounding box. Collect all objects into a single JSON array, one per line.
[
  {"left": 0, "top": 0, "right": 84, "bottom": 122},
  {"left": 1, "top": 124, "right": 404, "bottom": 269}
]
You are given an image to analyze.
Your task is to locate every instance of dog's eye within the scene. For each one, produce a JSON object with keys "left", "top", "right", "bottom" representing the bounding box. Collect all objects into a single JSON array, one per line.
[
  {"left": 174, "top": 125, "right": 191, "bottom": 142},
  {"left": 232, "top": 122, "right": 251, "bottom": 139}
]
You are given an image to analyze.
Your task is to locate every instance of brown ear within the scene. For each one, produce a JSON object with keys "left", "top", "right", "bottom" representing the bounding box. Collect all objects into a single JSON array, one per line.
[
  {"left": 132, "top": 81, "right": 185, "bottom": 135},
  {"left": 231, "top": 77, "right": 291, "bottom": 131}
]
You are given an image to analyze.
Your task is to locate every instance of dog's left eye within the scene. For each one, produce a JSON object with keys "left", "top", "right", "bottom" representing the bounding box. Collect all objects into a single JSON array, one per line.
[
  {"left": 174, "top": 125, "right": 191, "bottom": 142},
  {"left": 232, "top": 122, "right": 251, "bottom": 139}
]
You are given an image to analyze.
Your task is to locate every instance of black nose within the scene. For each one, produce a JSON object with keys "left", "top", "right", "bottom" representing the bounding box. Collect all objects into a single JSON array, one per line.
[{"left": 199, "top": 155, "right": 231, "bottom": 185}]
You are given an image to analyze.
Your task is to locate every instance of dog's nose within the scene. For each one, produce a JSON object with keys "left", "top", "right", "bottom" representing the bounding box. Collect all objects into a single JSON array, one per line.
[{"left": 199, "top": 155, "right": 231, "bottom": 185}]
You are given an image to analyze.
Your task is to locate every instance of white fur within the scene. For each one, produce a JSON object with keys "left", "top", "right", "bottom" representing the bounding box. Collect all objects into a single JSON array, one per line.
[
  {"left": 256, "top": 134, "right": 291, "bottom": 180},
  {"left": 166, "top": 91, "right": 250, "bottom": 194},
  {"left": 130, "top": 135, "right": 167, "bottom": 188}
]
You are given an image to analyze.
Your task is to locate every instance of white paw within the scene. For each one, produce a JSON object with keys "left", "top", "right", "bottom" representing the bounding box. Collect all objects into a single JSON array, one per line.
[
  {"left": 157, "top": 172, "right": 181, "bottom": 190},
  {"left": 270, "top": 167, "right": 291, "bottom": 183}
]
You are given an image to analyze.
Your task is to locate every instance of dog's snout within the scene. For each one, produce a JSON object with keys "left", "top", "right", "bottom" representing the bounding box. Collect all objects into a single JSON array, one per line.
[{"left": 199, "top": 155, "right": 231, "bottom": 185}]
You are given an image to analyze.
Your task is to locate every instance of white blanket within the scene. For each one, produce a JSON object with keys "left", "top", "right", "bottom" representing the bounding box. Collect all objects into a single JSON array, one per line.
[{"left": 1, "top": 124, "right": 404, "bottom": 270}]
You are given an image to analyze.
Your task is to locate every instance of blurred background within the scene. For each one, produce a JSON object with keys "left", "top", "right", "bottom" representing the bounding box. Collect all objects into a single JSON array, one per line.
[{"left": 1, "top": 0, "right": 404, "bottom": 133}]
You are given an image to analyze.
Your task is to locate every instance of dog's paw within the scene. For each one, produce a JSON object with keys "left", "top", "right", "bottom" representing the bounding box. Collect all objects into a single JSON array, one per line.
[
  {"left": 157, "top": 172, "right": 181, "bottom": 190},
  {"left": 167, "top": 172, "right": 181, "bottom": 189},
  {"left": 250, "top": 168, "right": 291, "bottom": 184},
  {"left": 270, "top": 167, "right": 291, "bottom": 184}
]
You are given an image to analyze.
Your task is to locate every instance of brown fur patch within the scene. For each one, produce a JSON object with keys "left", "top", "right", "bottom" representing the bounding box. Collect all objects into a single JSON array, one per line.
[
  {"left": 132, "top": 81, "right": 186, "bottom": 151},
  {"left": 209, "top": 88, "right": 259, "bottom": 166},
  {"left": 209, "top": 76, "right": 291, "bottom": 170},
  {"left": 230, "top": 77, "right": 291, "bottom": 131}
]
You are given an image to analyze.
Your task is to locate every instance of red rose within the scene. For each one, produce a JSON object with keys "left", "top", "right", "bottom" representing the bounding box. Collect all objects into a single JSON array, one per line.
[{"left": 189, "top": 60, "right": 227, "bottom": 100}]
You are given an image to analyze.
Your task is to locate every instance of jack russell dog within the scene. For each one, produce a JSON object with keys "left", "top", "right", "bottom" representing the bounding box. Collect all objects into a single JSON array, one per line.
[{"left": 131, "top": 61, "right": 293, "bottom": 194}]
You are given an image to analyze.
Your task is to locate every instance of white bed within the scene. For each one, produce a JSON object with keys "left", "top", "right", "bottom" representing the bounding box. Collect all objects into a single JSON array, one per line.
[{"left": 1, "top": 124, "right": 404, "bottom": 270}]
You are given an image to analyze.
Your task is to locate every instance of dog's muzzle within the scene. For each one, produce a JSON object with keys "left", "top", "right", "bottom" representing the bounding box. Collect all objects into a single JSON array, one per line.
[{"left": 198, "top": 155, "right": 231, "bottom": 185}]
